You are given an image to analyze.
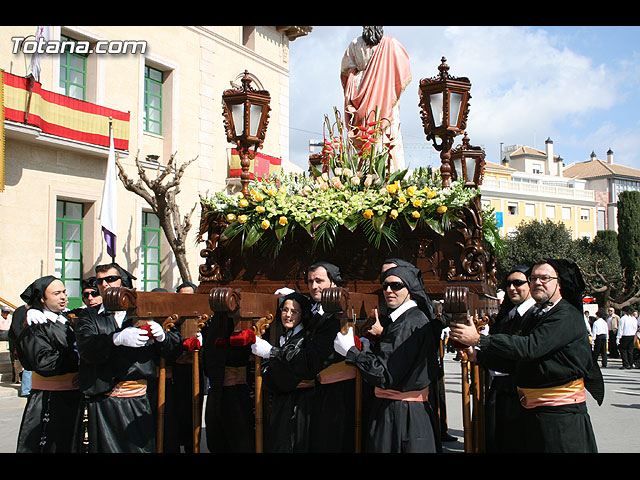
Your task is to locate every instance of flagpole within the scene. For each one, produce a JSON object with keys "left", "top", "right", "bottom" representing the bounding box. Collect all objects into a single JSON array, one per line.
[
  {"left": 109, "top": 118, "right": 115, "bottom": 264},
  {"left": 100, "top": 116, "right": 118, "bottom": 264}
]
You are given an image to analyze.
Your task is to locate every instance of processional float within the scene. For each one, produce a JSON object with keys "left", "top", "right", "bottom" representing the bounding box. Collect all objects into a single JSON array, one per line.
[{"left": 104, "top": 60, "right": 499, "bottom": 453}]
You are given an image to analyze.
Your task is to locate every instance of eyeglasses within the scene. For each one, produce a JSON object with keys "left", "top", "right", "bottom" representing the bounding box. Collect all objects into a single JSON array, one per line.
[
  {"left": 529, "top": 275, "right": 558, "bottom": 284},
  {"left": 96, "top": 275, "right": 122, "bottom": 285},
  {"left": 382, "top": 281, "right": 406, "bottom": 291},
  {"left": 505, "top": 279, "right": 528, "bottom": 287},
  {"left": 82, "top": 291, "right": 100, "bottom": 299}
]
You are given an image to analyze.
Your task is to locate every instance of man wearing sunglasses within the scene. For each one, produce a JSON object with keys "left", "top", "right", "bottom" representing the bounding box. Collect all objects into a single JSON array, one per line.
[
  {"left": 334, "top": 263, "right": 440, "bottom": 452},
  {"left": 73, "top": 262, "right": 183, "bottom": 453},
  {"left": 80, "top": 277, "right": 102, "bottom": 309},
  {"left": 481, "top": 265, "right": 535, "bottom": 453},
  {"left": 450, "top": 258, "right": 600, "bottom": 453}
]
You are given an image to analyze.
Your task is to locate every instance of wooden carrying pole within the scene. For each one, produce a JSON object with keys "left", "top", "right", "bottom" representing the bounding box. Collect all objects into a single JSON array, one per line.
[
  {"left": 154, "top": 314, "right": 179, "bottom": 453},
  {"left": 253, "top": 314, "right": 274, "bottom": 453},
  {"left": 323, "top": 287, "right": 379, "bottom": 454}
]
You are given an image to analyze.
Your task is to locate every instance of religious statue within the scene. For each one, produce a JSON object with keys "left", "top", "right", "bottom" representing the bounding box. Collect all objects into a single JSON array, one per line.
[{"left": 340, "top": 26, "right": 411, "bottom": 172}]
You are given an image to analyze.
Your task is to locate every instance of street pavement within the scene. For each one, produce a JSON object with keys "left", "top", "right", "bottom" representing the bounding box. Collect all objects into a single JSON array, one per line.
[{"left": 0, "top": 352, "right": 638, "bottom": 453}]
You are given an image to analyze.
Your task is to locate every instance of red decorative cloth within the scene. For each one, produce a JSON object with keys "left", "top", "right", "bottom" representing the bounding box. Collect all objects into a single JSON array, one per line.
[
  {"left": 182, "top": 337, "right": 201, "bottom": 352},
  {"left": 229, "top": 329, "right": 256, "bottom": 346}
]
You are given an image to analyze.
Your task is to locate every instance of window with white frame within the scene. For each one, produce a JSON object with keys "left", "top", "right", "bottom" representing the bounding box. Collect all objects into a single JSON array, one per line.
[
  {"left": 525, "top": 203, "right": 535, "bottom": 217},
  {"left": 546, "top": 205, "right": 556, "bottom": 218}
]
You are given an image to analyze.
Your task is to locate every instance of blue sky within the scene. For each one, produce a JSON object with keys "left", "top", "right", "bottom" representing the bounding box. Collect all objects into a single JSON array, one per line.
[{"left": 288, "top": 26, "right": 640, "bottom": 173}]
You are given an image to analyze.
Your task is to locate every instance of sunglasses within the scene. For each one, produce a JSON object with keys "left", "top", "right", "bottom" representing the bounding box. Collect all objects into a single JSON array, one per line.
[
  {"left": 82, "top": 290, "right": 100, "bottom": 299},
  {"left": 382, "top": 281, "right": 406, "bottom": 291},
  {"left": 505, "top": 279, "right": 528, "bottom": 287},
  {"left": 96, "top": 275, "right": 122, "bottom": 285}
]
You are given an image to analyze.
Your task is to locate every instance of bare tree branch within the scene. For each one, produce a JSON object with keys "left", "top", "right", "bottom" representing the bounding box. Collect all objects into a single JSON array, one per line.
[{"left": 114, "top": 152, "right": 198, "bottom": 284}]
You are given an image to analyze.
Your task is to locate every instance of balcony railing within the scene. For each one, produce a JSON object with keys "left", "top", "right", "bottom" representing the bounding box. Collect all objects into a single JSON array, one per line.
[
  {"left": 481, "top": 177, "right": 596, "bottom": 202},
  {"left": 2, "top": 71, "right": 130, "bottom": 151}
]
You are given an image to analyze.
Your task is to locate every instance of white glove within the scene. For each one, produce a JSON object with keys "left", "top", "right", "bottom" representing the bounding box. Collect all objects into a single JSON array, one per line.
[
  {"left": 113, "top": 327, "right": 148, "bottom": 348},
  {"left": 26, "top": 309, "right": 47, "bottom": 325},
  {"left": 251, "top": 337, "right": 273, "bottom": 358},
  {"left": 334, "top": 327, "right": 356, "bottom": 357},
  {"left": 148, "top": 321, "right": 166, "bottom": 342}
]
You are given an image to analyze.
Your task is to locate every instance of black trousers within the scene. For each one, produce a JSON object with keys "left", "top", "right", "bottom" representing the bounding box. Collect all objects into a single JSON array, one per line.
[
  {"left": 608, "top": 330, "right": 618, "bottom": 357},
  {"left": 592, "top": 334, "right": 607, "bottom": 367},
  {"left": 619, "top": 336, "right": 635, "bottom": 368}
]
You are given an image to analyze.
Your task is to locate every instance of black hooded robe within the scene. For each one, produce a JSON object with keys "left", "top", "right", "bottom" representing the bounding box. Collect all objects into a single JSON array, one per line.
[
  {"left": 202, "top": 319, "right": 255, "bottom": 453},
  {"left": 72, "top": 306, "right": 183, "bottom": 453},
  {"left": 262, "top": 324, "right": 315, "bottom": 453},
  {"left": 345, "top": 301, "right": 439, "bottom": 453},
  {"left": 15, "top": 314, "right": 81, "bottom": 453},
  {"left": 477, "top": 298, "right": 598, "bottom": 453}
]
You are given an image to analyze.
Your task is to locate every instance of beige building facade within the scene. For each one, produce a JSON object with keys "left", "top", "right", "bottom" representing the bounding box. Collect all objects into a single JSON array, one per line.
[
  {"left": 480, "top": 138, "right": 598, "bottom": 240},
  {"left": 0, "top": 26, "right": 310, "bottom": 309}
]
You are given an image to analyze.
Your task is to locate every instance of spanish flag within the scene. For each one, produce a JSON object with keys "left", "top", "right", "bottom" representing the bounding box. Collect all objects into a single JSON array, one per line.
[
  {"left": 228, "top": 148, "right": 282, "bottom": 181},
  {"left": 1, "top": 69, "right": 5, "bottom": 192},
  {"left": 2, "top": 71, "right": 129, "bottom": 151}
]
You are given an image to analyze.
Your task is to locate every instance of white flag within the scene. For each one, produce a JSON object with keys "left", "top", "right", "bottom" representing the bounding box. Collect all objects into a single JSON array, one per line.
[
  {"left": 27, "top": 26, "right": 51, "bottom": 82},
  {"left": 99, "top": 120, "right": 117, "bottom": 260}
]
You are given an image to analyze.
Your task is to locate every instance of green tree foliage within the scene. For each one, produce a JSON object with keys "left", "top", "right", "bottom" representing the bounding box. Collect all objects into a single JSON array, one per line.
[
  {"left": 497, "top": 219, "right": 576, "bottom": 282},
  {"left": 617, "top": 190, "right": 640, "bottom": 289},
  {"left": 497, "top": 221, "right": 624, "bottom": 306}
]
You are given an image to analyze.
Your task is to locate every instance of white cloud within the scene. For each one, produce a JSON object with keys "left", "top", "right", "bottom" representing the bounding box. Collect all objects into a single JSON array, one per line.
[{"left": 290, "top": 26, "right": 634, "bottom": 170}]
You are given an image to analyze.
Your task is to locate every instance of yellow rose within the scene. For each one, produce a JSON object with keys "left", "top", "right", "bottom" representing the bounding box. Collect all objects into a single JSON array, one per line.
[
  {"left": 389, "top": 209, "right": 399, "bottom": 219},
  {"left": 238, "top": 199, "right": 249, "bottom": 208},
  {"left": 412, "top": 199, "right": 423, "bottom": 208},
  {"left": 261, "top": 219, "right": 270, "bottom": 230},
  {"left": 256, "top": 205, "right": 265, "bottom": 213},
  {"left": 253, "top": 192, "right": 264, "bottom": 202},
  {"left": 278, "top": 216, "right": 288, "bottom": 226},
  {"left": 226, "top": 213, "right": 237, "bottom": 222},
  {"left": 437, "top": 205, "right": 447, "bottom": 214},
  {"left": 398, "top": 195, "right": 407, "bottom": 204},
  {"left": 387, "top": 183, "right": 398, "bottom": 194},
  {"left": 406, "top": 185, "right": 417, "bottom": 196},
  {"left": 267, "top": 188, "right": 277, "bottom": 197},
  {"left": 412, "top": 210, "right": 421, "bottom": 219},
  {"left": 363, "top": 209, "right": 374, "bottom": 219},
  {"left": 238, "top": 214, "right": 248, "bottom": 224},
  {"left": 278, "top": 186, "right": 287, "bottom": 194},
  {"left": 427, "top": 189, "right": 437, "bottom": 199}
]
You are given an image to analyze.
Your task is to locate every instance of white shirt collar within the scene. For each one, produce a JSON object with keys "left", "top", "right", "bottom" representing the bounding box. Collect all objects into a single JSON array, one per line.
[
  {"left": 311, "top": 302, "right": 324, "bottom": 316},
  {"left": 43, "top": 308, "right": 67, "bottom": 324},
  {"left": 279, "top": 323, "right": 303, "bottom": 346},
  {"left": 389, "top": 299, "right": 418, "bottom": 322},
  {"left": 514, "top": 297, "right": 535, "bottom": 318},
  {"left": 98, "top": 304, "right": 127, "bottom": 327}
]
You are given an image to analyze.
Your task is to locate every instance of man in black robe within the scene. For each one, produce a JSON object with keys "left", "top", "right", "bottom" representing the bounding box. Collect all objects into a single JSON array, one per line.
[
  {"left": 450, "top": 258, "right": 601, "bottom": 453},
  {"left": 304, "top": 261, "right": 357, "bottom": 452},
  {"left": 481, "top": 265, "right": 535, "bottom": 453},
  {"left": 334, "top": 264, "right": 440, "bottom": 452},
  {"left": 73, "top": 263, "right": 183, "bottom": 453},
  {"left": 15, "top": 275, "right": 81, "bottom": 453}
]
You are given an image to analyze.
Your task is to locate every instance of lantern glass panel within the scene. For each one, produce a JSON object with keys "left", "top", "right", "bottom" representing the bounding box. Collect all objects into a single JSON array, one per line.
[
  {"left": 429, "top": 93, "right": 444, "bottom": 127},
  {"left": 452, "top": 157, "right": 463, "bottom": 180},
  {"left": 249, "top": 104, "right": 263, "bottom": 137},
  {"left": 449, "top": 92, "right": 463, "bottom": 127},
  {"left": 231, "top": 103, "right": 244, "bottom": 137},
  {"left": 465, "top": 156, "right": 477, "bottom": 182}
]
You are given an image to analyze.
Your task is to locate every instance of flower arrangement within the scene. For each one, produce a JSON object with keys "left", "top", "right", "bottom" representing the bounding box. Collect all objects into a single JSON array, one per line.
[{"left": 201, "top": 108, "right": 502, "bottom": 258}]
